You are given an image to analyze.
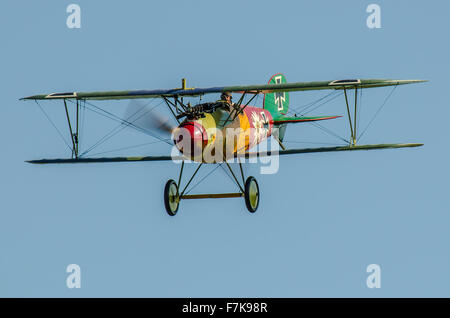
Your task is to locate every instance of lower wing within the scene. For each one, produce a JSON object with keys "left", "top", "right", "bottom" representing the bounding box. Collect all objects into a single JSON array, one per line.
[{"left": 26, "top": 143, "right": 423, "bottom": 164}]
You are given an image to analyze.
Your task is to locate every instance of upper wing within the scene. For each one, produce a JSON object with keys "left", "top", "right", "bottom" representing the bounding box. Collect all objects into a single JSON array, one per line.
[{"left": 21, "top": 79, "right": 426, "bottom": 101}]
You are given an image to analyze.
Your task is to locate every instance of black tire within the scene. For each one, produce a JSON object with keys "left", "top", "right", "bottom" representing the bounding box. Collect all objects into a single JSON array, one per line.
[
  {"left": 244, "top": 176, "right": 259, "bottom": 213},
  {"left": 164, "top": 179, "right": 179, "bottom": 216}
]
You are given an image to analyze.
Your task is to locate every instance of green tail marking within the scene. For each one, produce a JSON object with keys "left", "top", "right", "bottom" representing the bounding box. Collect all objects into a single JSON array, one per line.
[{"left": 263, "top": 73, "right": 289, "bottom": 117}]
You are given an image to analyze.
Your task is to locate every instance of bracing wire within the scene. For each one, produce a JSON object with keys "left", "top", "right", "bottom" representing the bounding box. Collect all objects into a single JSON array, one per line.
[
  {"left": 301, "top": 91, "right": 344, "bottom": 116},
  {"left": 309, "top": 121, "right": 350, "bottom": 144},
  {"left": 288, "top": 90, "right": 339, "bottom": 116},
  {"left": 278, "top": 90, "right": 349, "bottom": 145},
  {"left": 79, "top": 99, "right": 168, "bottom": 141},
  {"left": 357, "top": 84, "right": 398, "bottom": 142},
  {"left": 78, "top": 101, "right": 155, "bottom": 156},
  {"left": 87, "top": 140, "right": 168, "bottom": 157},
  {"left": 184, "top": 163, "right": 224, "bottom": 195},
  {"left": 35, "top": 100, "right": 73, "bottom": 152},
  {"left": 73, "top": 99, "right": 172, "bottom": 157}
]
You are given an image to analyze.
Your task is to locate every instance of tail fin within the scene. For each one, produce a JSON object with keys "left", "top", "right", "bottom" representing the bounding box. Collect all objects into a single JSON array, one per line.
[
  {"left": 263, "top": 73, "right": 289, "bottom": 116},
  {"left": 263, "top": 74, "right": 289, "bottom": 141}
]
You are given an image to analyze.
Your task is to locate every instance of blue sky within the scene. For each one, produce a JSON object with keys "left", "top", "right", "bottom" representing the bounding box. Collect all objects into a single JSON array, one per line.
[{"left": 1, "top": 0, "right": 448, "bottom": 297}]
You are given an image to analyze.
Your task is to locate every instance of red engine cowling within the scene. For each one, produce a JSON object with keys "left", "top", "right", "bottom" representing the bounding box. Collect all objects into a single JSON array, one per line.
[{"left": 173, "top": 121, "right": 208, "bottom": 157}]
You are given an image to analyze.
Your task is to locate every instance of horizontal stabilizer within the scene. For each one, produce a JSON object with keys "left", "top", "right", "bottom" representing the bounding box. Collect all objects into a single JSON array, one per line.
[{"left": 272, "top": 115, "right": 341, "bottom": 125}]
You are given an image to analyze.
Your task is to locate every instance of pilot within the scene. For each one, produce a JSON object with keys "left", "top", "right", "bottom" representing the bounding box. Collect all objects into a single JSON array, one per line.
[{"left": 218, "top": 91, "right": 234, "bottom": 112}]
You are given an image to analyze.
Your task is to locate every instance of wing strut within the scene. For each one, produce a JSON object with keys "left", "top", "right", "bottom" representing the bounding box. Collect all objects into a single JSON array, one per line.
[
  {"left": 343, "top": 86, "right": 358, "bottom": 146},
  {"left": 63, "top": 98, "right": 80, "bottom": 158}
]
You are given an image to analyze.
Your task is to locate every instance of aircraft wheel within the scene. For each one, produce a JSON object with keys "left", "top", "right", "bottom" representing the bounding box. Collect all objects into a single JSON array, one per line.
[
  {"left": 164, "top": 179, "right": 179, "bottom": 216},
  {"left": 244, "top": 176, "right": 259, "bottom": 213}
]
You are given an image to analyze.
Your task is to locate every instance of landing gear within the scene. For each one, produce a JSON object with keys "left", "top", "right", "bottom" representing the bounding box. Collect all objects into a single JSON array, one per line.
[
  {"left": 164, "top": 179, "right": 179, "bottom": 216},
  {"left": 244, "top": 176, "right": 259, "bottom": 213},
  {"left": 164, "top": 160, "right": 260, "bottom": 215}
]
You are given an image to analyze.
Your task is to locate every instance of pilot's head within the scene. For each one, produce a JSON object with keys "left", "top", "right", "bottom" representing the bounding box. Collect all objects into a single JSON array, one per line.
[{"left": 220, "top": 91, "right": 232, "bottom": 103}]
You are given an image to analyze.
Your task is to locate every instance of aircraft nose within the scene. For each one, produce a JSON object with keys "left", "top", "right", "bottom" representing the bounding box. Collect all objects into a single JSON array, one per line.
[{"left": 173, "top": 121, "right": 208, "bottom": 157}]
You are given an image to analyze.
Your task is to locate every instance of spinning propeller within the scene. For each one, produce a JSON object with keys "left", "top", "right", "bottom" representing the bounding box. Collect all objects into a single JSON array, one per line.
[
  {"left": 124, "top": 100, "right": 207, "bottom": 158},
  {"left": 124, "top": 99, "right": 175, "bottom": 137}
]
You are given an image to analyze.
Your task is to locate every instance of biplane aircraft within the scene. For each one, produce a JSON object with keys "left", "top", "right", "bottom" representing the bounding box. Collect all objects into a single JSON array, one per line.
[{"left": 21, "top": 74, "right": 426, "bottom": 215}]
